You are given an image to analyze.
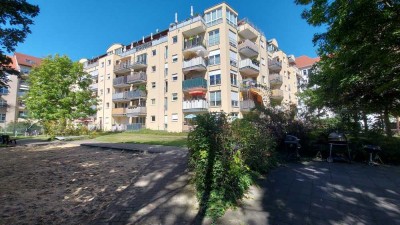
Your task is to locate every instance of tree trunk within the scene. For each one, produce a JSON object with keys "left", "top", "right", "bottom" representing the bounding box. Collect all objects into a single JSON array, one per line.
[
  {"left": 383, "top": 106, "right": 392, "bottom": 137},
  {"left": 362, "top": 112, "right": 368, "bottom": 132}
]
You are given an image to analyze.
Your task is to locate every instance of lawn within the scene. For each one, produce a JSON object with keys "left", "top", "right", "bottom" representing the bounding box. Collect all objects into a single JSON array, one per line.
[{"left": 94, "top": 129, "right": 188, "bottom": 147}]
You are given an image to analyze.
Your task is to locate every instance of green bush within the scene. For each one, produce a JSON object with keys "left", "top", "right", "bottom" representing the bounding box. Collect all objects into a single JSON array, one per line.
[{"left": 188, "top": 113, "right": 252, "bottom": 221}]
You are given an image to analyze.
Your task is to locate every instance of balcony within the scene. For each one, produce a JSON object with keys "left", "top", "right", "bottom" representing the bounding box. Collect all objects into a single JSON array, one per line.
[
  {"left": 114, "top": 61, "right": 134, "bottom": 74},
  {"left": 183, "top": 99, "right": 208, "bottom": 112},
  {"left": 270, "top": 90, "right": 284, "bottom": 101},
  {"left": 240, "top": 99, "right": 255, "bottom": 112},
  {"left": 127, "top": 123, "right": 145, "bottom": 131},
  {"left": 238, "top": 39, "right": 259, "bottom": 58},
  {"left": 126, "top": 90, "right": 147, "bottom": 100},
  {"left": 90, "top": 70, "right": 99, "bottom": 78},
  {"left": 127, "top": 106, "right": 147, "bottom": 117},
  {"left": 170, "top": 15, "right": 207, "bottom": 36},
  {"left": 0, "top": 103, "right": 7, "bottom": 108},
  {"left": 239, "top": 59, "right": 260, "bottom": 76},
  {"left": 182, "top": 57, "right": 207, "bottom": 74},
  {"left": 89, "top": 83, "right": 98, "bottom": 91},
  {"left": 183, "top": 37, "right": 207, "bottom": 59},
  {"left": 131, "top": 60, "right": 147, "bottom": 70},
  {"left": 288, "top": 55, "right": 296, "bottom": 64},
  {"left": 268, "top": 58, "right": 282, "bottom": 72},
  {"left": 127, "top": 72, "right": 147, "bottom": 84},
  {"left": 113, "top": 76, "right": 130, "bottom": 87},
  {"left": 112, "top": 108, "right": 127, "bottom": 116},
  {"left": 0, "top": 88, "right": 9, "bottom": 95},
  {"left": 238, "top": 19, "right": 259, "bottom": 40},
  {"left": 182, "top": 78, "right": 207, "bottom": 94},
  {"left": 17, "top": 91, "right": 27, "bottom": 98},
  {"left": 18, "top": 112, "right": 28, "bottom": 118},
  {"left": 84, "top": 61, "right": 99, "bottom": 69},
  {"left": 269, "top": 74, "right": 283, "bottom": 88},
  {"left": 19, "top": 82, "right": 29, "bottom": 90},
  {"left": 112, "top": 92, "right": 130, "bottom": 102}
]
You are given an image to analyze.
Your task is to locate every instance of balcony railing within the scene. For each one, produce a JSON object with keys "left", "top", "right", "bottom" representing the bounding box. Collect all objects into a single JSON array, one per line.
[
  {"left": 269, "top": 74, "right": 283, "bottom": 88},
  {"left": 170, "top": 15, "right": 206, "bottom": 32},
  {"left": 114, "top": 61, "right": 133, "bottom": 73},
  {"left": 238, "top": 39, "right": 259, "bottom": 58},
  {"left": 84, "top": 61, "right": 99, "bottom": 69},
  {"left": 90, "top": 83, "right": 98, "bottom": 90},
  {"left": 271, "top": 89, "right": 284, "bottom": 101},
  {"left": 127, "top": 72, "right": 147, "bottom": 84},
  {"left": 0, "top": 88, "right": 9, "bottom": 95},
  {"left": 268, "top": 58, "right": 282, "bottom": 72},
  {"left": 183, "top": 37, "right": 206, "bottom": 50},
  {"left": 113, "top": 76, "right": 129, "bottom": 87},
  {"left": 0, "top": 103, "right": 8, "bottom": 108},
  {"left": 239, "top": 59, "right": 260, "bottom": 76},
  {"left": 182, "top": 57, "right": 207, "bottom": 73},
  {"left": 240, "top": 99, "right": 255, "bottom": 111},
  {"left": 18, "top": 92, "right": 27, "bottom": 97},
  {"left": 182, "top": 78, "right": 207, "bottom": 92},
  {"left": 112, "top": 90, "right": 147, "bottom": 101},
  {"left": 112, "top": 108, "right": 127, "bottom": 115},
  {"left": 127, "top": 106, "right": 147, "bottom": 117},
  {"left": 183, "top": 99, "right": 208, "bottom": 112}
]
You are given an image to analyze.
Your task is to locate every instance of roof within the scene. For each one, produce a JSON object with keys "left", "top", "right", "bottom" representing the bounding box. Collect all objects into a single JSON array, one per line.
[
  {"left": 295, "top": 55, "right": 320, "bottom": 69},
  {"left": 14, "top": 52, "right": 42, "bottom": 67}
]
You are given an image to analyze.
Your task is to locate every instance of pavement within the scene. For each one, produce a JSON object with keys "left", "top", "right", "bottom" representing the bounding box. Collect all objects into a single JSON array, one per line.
[{"left": 19, "top": 139, "right": 400, "bottom": 225}]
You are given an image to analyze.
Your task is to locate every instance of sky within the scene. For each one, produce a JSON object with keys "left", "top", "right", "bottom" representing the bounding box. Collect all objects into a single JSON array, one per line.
[{"left": 14, "top": 0, "right": 325, "bottom": 61}]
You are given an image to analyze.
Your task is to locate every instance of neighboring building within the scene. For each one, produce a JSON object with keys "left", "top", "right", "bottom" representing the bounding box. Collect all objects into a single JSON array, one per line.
[
  {"left": 81, "top": 2, "right": 300, "bottom": 132},
  {"left": 0, "top": 53, "right": 41, "bottom": 129}
]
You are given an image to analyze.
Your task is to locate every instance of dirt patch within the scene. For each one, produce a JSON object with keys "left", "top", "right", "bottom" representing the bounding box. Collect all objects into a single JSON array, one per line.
[{"left": 0, "top": 144, "right": 156, "bottom": 225}]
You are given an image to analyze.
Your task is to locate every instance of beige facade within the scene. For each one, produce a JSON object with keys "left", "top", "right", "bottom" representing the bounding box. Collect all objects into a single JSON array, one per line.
[
  {"left": 81, "top": 2, "right": 300, "bottom": 132},
  {"left": 0, "top": 53, "right": 40, "bottom": 129}
]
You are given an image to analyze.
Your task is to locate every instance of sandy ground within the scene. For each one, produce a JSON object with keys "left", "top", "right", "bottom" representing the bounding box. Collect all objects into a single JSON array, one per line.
[{"left": 0, "top": 143, "right": 156, "bottom": 225}]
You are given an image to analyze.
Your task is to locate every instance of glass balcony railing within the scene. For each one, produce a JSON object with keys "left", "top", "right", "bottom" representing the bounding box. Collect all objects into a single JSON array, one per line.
[
  {"left": 126, "top": 123, "right": 145, "bottom": 131},
  {"left": 240, "top": 99, "right": 255, "bottom": 111},
  {"left": 182, "top": 78, "right": 207, "bottom": 92},
  {"left": 183, "top": 99, "right": 208, "bottom": 112},
  {"left": 127, "top": 106, "right": 147, "bottom": 117},
  {"left": 238, "top": 39, "right": 259, "bottom": 58},
  {"left": 268, "top": 58, "right": 282, "bottom": 71},
  {"left": 113, "top": 76, "right": 128, "bottom": 86},
  {"left": 182, "top": 57, "right": 207, "bottom": 72},
  {"left": 183, "top": 37, "right": 206, "bottom": 50},
  {"left": 127, "top": 72, "right": 147, "bottom": 84},
  {"left": 239, "top": 59, "right": 260, "bottom": 76}
]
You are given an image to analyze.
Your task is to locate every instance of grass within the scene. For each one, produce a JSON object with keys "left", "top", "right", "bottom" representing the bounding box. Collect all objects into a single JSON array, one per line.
[{"left": 94, "top": 129, "right": 188, "bottom": 147}]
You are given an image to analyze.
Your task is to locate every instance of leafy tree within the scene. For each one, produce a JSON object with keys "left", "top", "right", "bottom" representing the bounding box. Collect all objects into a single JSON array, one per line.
[
  {"left": 0, "top": 0, "right": 40, "bottom": 86},
  {"left": 296, "top": 0, "right": 400, "bottom": 136},
  {"left": 25, "top": 55, "right": 97, "bottom": 135}
]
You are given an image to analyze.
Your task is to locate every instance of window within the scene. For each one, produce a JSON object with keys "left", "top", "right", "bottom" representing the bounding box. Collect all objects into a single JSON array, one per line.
[
  {"left": 0, "top": 99, "right": 7, "bottom": 107},
  {"left": 107, "top": 74, "right": 110, "bottom": 80},
  {"left": 229, "top": 30, "right": 237, "bottom": 47},
  {"left": 226, "top": 9, "right": 237, "bottom": 26},
  {"left": 0, "top": 86, "right": 9, "bottom": 95},
  {"left": 230, "top": 71, "right": 238, "bottom": 86},
  {"left": 303, "top": 69, "right": 307, "bottom": 75},
  {"left": 205, "top": 7, "right": 222, "bottom": 26},
  {"left": 210, "top": 91, "right": 221, "bottom": 106},
  {"left": 288, "top": 72, "right": 291, "bottom": 80},
  {"left": 164, "top": 63, "right": 168, "bottom": 77},
  {"left": 209, "top": 70, "right": 221, "bottom": 86},
  {"left": 171, "top": 113, "right": 178, "bottom": 122},
  {"left": 165, "top": 46, "right": 168, "bottom": 58},
  {"left": 172, "top": 93, "right": 178, "bottom": 101},
  {"left": 209, "top": 50, "right": 221, "bottom": 66},
  {"left": 100, "top": 89, "right": 103, "bottom": 95},
  {"left": 151, "top": 99, "right": 156, "bottom": 105},
  {"left": 172, "top": 36, "right": 178, "bottom": 44},
  {"left": 172, "top": 54, "right": 178, "bottom": 63},
  {"left": 172, "top": 74, "right": 178, "bottom": 81},
  {"left": 260, "top": 40, "right": 265, "bottom": 49},
  {"left": 107, "top": 88, "right": 110, "bottom": 94},
  {"left": 208, "top": 29, "right": 220, "bottom": 46},
  {"left": 152, "top": 50, "right": 156, "bottom": 56},
  {"left": 151, "top": 116, "right": 156, "bottom": 122},
  {"left": 106, "top": 102, "right": 109, "bottom": 109},
  {"left": 151, "top": 82, "right": 156, "bottom": 88},
  {"left": 137, "top": 53, "right": 147, "bottom": 64},
  {"left": 0, "top": 114, "right": 5, "bottom": 122},
  {"left": 229, "top": 50, "right": 237, "bottom": 67},
  {"left": 101, "top": 62, "right": 104, "bottom": 68},
  {"left": 165, "top": 81, "right": 168, "bottom": 93},
  {"left": 261, "top": 58, "right": 265, "bottom": 66},
  {"left": 231, "top": 91, "right": 239, "bottom": 107},
  {"left": 105, "top": 117, "right": 109, "bottom": 124},
  {"left": 107, "top": 60, "right": 111, "bottom": 65},
  {"left": 152, "top": 66, "right": 156, "bottom": 72}
]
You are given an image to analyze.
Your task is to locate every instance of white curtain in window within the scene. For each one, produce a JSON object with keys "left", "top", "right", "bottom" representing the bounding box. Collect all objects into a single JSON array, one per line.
[{"left": 231, "top": 91, "right": 239, "bottom": 101}]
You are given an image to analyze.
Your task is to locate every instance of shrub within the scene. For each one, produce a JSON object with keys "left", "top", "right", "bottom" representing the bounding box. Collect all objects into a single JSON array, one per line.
[{"left": 188, "top": 113, "right": 252, "bottom": 221}]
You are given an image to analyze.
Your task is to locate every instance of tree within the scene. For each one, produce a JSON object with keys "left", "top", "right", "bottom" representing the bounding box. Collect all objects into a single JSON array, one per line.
[
  {"left": 25, "top": 55, "right": 97, "bottom": 135},
  {"left": 296, "top": 0, "right": 400, "bottom": 136},
  {"left": 0, "top": 0, "right": 40, "bottom": 85}
]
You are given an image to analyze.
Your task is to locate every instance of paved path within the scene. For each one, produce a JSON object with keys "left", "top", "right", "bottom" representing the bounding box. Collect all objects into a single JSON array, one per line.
[{"left": 80, "top": 142, "right": 400, "bottom": 225}]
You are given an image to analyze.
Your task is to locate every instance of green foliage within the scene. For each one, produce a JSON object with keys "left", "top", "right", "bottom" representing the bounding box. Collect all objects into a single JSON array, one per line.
[
  {"left": 0, "top": 0, "right": 40, "bottom": 85},
  {"left": 296, "top": 0, "right": 400, "bottom": 136},
  {"left": 25, "top": 55, "right": 97, "bottom": 135},
  {"left": 188, "top": 113, "right": 252, "bottom": 221}
]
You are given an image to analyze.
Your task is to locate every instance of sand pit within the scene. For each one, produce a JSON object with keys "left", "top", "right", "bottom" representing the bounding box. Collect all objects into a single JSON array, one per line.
[{"left": 0, "top": 144, "right": 156, "bottom": 225}]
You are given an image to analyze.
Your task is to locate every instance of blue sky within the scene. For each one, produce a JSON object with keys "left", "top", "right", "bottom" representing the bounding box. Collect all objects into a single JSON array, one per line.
[{"left": 15, "top": 0, "right": 325, "bottom": 61}]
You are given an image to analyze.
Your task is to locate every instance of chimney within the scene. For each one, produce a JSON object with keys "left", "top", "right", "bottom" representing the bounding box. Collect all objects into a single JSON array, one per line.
[
  {"left": 142, "top": 36, "right": 144, "bottom": 43},
  {"left": 151, "top": 33, "right": 153, "bottom": 40},
  {"left": 175, "top": 12, "right": 178, "bottom": 23},
  {"left": 156, "top": 28, "right": 159, "bottom": 33},
  {"left": 191, "top": 6, "right": 193, "bottom": 17}
]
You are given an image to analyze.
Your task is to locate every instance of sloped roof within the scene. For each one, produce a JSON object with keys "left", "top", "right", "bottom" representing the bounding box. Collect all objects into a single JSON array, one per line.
[
  {"left": 295, "top": 55, "right": 320, "bottom": 69},
  {"left": 14, "top": 52, "right": 42, "bottom": 67}
]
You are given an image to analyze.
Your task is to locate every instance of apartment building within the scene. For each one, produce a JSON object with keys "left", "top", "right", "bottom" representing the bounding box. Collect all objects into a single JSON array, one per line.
[
  {"left": 0, "top": 53, "right": 41, "bottom": 128},
  {"left": 80, "top": 2, "right": 300, "bottom": 132},
  {"left": 295, "top": 55, "right": 320, "bottom": 116}
]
